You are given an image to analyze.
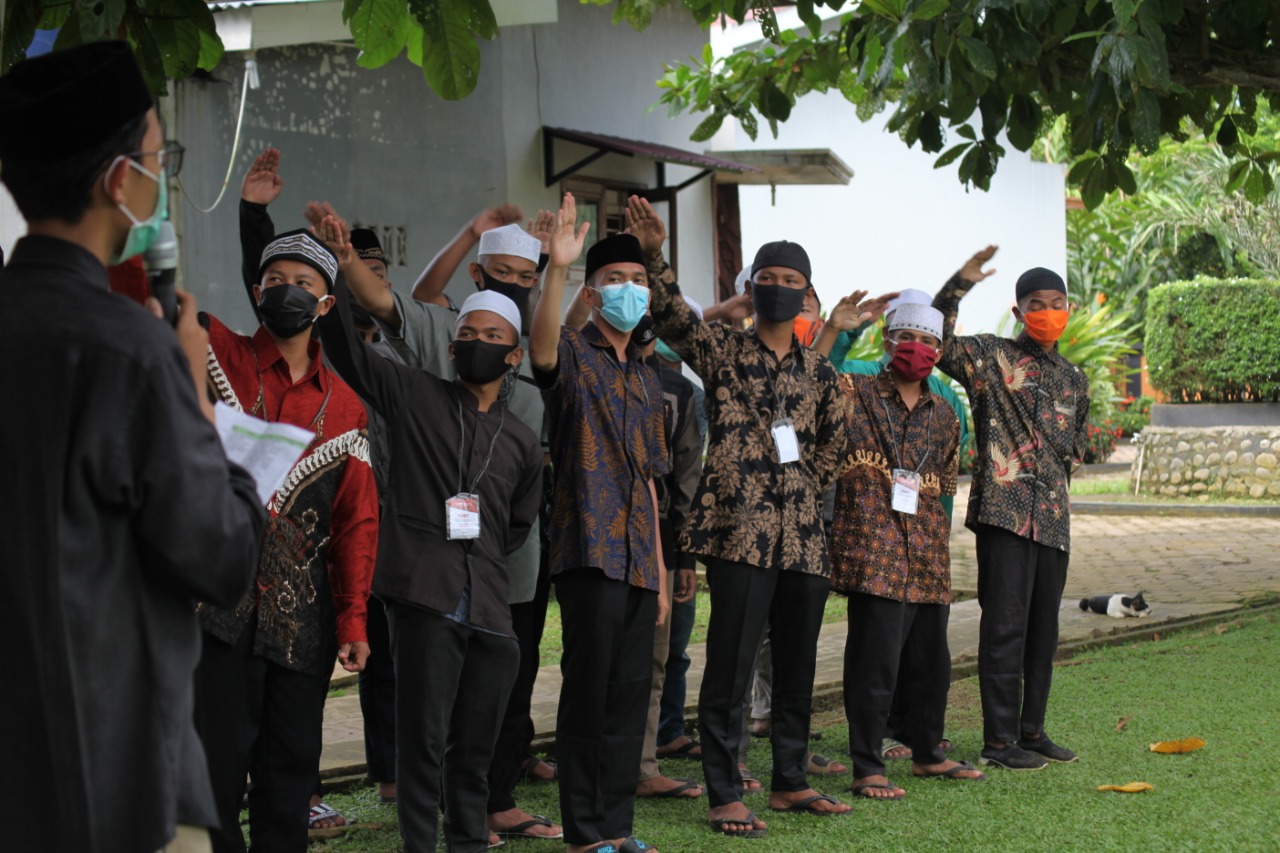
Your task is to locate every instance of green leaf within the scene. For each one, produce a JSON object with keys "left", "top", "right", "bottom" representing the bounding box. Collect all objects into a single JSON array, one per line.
[
  {"left": 81, "top": 0, "right": 127, "bottom": 41},
  {"left": 350, "top": 0, "right": 411, "bottom": 67},
  {"left": 1216, "top": 116, "right": 1239, "bottom": 151},
  {"left": 959, "top": 37, "right": 997, "bottom": 80},
  {"left": 912, "top": 0, "right": 951, "bottom": 20},
  {"left": 1131, "top": 89, "right": 1160, "bottom": 153},
  {"left": 148, "top": 15, "right": 203, "bottom": 79},
  {"left": 689, "top": 110, "right": 726, "bottom": 142},
  {"left": 1112, "top": 0, "right": 1138, "bottom": 27},
  {"left": 934, "top": 141, "right": 972, "bottom": 169},
  {"left": 954, "top": 124, "right": 976, "bottom": 140},
  {"left": 1, "top": 0, "right": 41, "bottom": 72},
  {"left": 1224, "top": 159, "right": 1250, "bottom": 193},
  {"left": 196, "top": 27, "right": 223, "bottom": 71},
  {"left": 1242, "top": 162, "right": 1268, "bottom": 204},
  {"left": 760, "top": 80, "right": 792, "bottom": 122},
  {"left": 410, "top": 0, "right": 484, "bottom": 100},
  {"left": 1006, "top": 93, "right": 1042, "bottom": 151},
  {"left": 918, "top": 110, "right": 943, "bottom": 152},
  {"left": 1067, "top": 155, "right": 1099, "bottom": 185},
  {"left": 1114, "top": 161, "right": 1137, "bottom": 195}
]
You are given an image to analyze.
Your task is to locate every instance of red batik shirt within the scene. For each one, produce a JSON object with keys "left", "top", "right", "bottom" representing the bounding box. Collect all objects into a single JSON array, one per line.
[{"left": 200, "top": 315, "right": 378, "bottom": 676}]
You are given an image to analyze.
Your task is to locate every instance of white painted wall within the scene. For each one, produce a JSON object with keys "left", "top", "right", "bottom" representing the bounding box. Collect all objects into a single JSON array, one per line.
[{"left": 715, "top": 27, "right": 1067, "bottom": 335}]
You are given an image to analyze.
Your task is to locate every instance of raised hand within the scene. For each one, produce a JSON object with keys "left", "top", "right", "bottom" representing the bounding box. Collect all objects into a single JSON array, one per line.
[
  {"left": 469, "top": 203, "right": 524, "bottom": 240},
  {"left": 528, "top": 209, "right": 556, "bottom": 254},
  {"left": 827, "top": 291, "right": 870, "bottom": 332},
  {"left": 625, "top": 195, "right": 667, "bottom": 259},
  {"left": 548, "top": 192, "right": 590, "bottom": 269},
  {"left": 706, "top": 292, "right": 754, "bottom": 324},
  {"left": 241, "top": 148, "right": 284, "bottom": 205},
  {"left": 312, "top": 214, "right": 353, "bottom": 267},
  {"left": 302, "top": 200, "right": 349, "bottom": 235},
  {"left": 958, "top": 244, "right": 998, "bottom": 283}
]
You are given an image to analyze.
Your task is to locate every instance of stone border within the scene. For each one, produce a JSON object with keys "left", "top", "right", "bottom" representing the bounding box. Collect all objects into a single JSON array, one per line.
[
  {"left": 1134, "top": 425, "right": 1280, "bottom": 499},
  {"left": 1152, "top": 402, "right": 1280, "bottom": 428}
]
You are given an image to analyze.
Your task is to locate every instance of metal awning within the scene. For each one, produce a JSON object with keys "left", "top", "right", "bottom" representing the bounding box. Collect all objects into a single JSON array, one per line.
[
  {"left": 710, "top": 148, "right": 853, "bottom": 186},
  {"left": 543, "top": 126, "right": 759, "bottom": 189}
]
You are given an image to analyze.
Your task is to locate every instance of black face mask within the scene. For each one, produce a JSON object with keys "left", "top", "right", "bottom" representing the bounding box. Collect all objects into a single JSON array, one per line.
[
  {"left": 751, "top": 282, "right": 807, "bottom": 324},
  {"left": 348, "top": 301, "right": 375, "bottom": 330},
  {"left": 478, "top": 267, "right": 532, "bottom": 315},
  {"left": 632, "top": 313, "right": 656, "bottom": 347},
  {"left": 258, "top": 284, "right": 324, "bottom": 338},
  {"left": 452, "top": 338, "right": 517, "bottom": 385}
]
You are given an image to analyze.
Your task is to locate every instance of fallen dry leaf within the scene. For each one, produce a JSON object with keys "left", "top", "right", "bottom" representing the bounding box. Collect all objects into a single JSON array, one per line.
[
  {"left": 1149, "top": 737, "right": 1206, "bottom": 754},
  {"left": 1115, "top": 716, "right": 1132, "bottom": 732},
  {"left": 1152, "top": 632, "right": 1162, "bottom": 641},
  {"left": 1097, "top": 782, "right": 1155, "bottom": 793}
]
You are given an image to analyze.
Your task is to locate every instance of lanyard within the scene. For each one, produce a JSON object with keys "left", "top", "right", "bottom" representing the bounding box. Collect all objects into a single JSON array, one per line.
[
  {"left": 763, "top": 345, "right": 800, "bottom": 423},
  {"left": 249, "top": 345, "right": 331, "bottom": 431},
  {"left": 455, "top": 389, "right": 507, "bottom": 495},
  {"left": 881, "top": 394, "right": 934, "bottom": 474}
]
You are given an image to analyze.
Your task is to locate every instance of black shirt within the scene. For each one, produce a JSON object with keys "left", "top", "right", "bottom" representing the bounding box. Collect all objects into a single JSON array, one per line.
[
  {"left": 0, "top": 236, "right": 265, "bottom": 853},
  {"left": 317, "top": 273, "right": 542, "bottom": 637}
]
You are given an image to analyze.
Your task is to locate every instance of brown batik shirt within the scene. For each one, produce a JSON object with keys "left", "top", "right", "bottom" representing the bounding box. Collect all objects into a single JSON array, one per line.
[
  {"left": 831, "top": 371, "right": 959, "bottom": 604},
  {"left": 933, "top": 276, "right": 1091, "bottom": 553},
  {"left": 647, "top": 255, "right": 850, "bottom": 577}
]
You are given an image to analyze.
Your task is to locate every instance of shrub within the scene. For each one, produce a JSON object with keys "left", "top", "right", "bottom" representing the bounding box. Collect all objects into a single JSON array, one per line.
[
  {"left": 1145, "top": 278, "right": 1280, "bottom": 402},
  {"left": 1113, "top": 395, "right": 1154, "bottom": 435},
  {"left": 1082, "top": 417, "right": 1123, "bottom": 464}
]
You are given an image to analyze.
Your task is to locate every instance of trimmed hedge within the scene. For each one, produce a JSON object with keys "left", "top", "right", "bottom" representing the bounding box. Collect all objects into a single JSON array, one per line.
[{"left": 1145, "top": 278, "right": 1280, "bottom": 403}]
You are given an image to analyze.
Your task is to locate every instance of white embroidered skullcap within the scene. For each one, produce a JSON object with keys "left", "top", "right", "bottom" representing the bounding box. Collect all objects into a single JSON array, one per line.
[
  {"left": 886, "top": 302, "right": 943, "bottom": 340},
  {"left": 454, "top": 290, "right": 523, "bottom": 339},
  {"left": 683, "top": 294, "right": 705, "bottom": 320},
  {"left": 886, "top": 288, "right": 933, "bottom": 313},
  {"left": 477, "top": 223, "right": 541, "bottom": 264},
  {"left": 733, "top": 267, "right": 750, "bottom": 296},
  {"left": 259, "top": 229, "right": 339, "bottom": 291}
]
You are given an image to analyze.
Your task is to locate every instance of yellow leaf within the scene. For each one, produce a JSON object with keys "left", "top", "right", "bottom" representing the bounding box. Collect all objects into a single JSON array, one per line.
[
  {"left": 1149, "top": 737, "right": 1206, "bottom": 754},
  {"left": 1097, "top": 782, "right": 1155, "bottom": 793}
]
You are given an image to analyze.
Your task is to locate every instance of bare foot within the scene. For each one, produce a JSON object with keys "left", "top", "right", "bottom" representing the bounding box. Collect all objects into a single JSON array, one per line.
[
  {"left": 708, "top": 802, "right": 767, "bottom": 835},
  {"left": 749, "top": 719, "right": 771, "bottom": 737},
  {"left": 738, "top": 763, "right": 762, "bottom": 791},
  {"left": 489, "top": 807, "right": 562, "bottom": 838},
  {"left": 911, "top": 759, "right": 986, "bottom": 780},
  {"left": 523, "top": 756, "right": 557, "bottom": 782},
  {"left": 769, "top": 788, "right": 853, "bottom": 813},
  {"left": 806, "top": 751, "right": 849, "bottom": 775},
  {"left": 636, "top": 774, "right": 703, "bottom": 799},
  {"left": 849, "top": 774, "right": 906, "bottom": 800},
  {"left": 378, "top": 782, "right": 397, "bottom": 802}
]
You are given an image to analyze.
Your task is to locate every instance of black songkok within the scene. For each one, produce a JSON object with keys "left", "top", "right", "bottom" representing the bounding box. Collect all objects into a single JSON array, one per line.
[
  {"left": 350, "top": 228, "right": 387, "bottom": 263},
  {"left": 0, "top": 41, "right": 152, "bottom": 163},
  {"left": 585, "top": 233, "right": 646, "bottom": 282},
  {"left": 1014, "top": 267, "right": 1067, "bottom": 302},
  {"left": 751, "top": 240, "right": 812, "bottom": 284}
]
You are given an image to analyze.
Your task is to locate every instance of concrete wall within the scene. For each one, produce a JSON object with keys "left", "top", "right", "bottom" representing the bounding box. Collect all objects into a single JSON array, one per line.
[
  {"left": 1133, "top": 426, "right": 1280, "bottom": 499},
  {"left": 726, "top": 91, "right": 1067, "bottom": 335},
  {"left": 169, "top": 0, "right": 718, "bottom": 334}
]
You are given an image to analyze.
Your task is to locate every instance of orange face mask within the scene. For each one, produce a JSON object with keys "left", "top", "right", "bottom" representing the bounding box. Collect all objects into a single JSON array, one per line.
[
  {"left": 1021, "top": 309, "right": 1069, "bottom": 345},
  {"left": 793, "top": 316, "right": 822, "bottom": 347}
]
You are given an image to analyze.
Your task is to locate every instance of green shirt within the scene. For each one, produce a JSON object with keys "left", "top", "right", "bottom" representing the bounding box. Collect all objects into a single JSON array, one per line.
[{"left": 828, "top": 327, "right": 970, "bottom": 520}]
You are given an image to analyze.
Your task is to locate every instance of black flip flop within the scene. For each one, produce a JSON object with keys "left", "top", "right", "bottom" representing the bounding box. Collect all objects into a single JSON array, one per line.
[
  {"left": 656, "top": 738, "right": 702, "bottom": 758},
  {"left": 494, "top": 814, "right": 564, "bottom": 839},
  {"left": 851, "top": 782, "right": 906, "bottom": 800},
  {"left": 709, "top": 810, "right": 769, "bottom": 838},
  {"left": 769, "top": 793, "right": 850, "bottom": 815},
  {"left": 639, "top": 778, "right": 703, "bottom": 799},
  {"left": 912, "top": 760, "right": 987, "bottom": 781}
]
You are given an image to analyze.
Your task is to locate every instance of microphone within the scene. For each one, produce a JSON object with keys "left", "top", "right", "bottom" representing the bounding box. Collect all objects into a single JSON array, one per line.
[{"left": 146, "top": 220, "right": 179, "bottom": 325}]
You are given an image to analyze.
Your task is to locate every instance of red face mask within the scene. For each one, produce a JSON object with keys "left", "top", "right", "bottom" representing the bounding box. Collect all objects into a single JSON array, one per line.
[
  {"left": 1021, "top": 308, "right": 1069, "bottom": 345},
  {"left": 888, "top": 341, "right": 939, "bottom": 382}
]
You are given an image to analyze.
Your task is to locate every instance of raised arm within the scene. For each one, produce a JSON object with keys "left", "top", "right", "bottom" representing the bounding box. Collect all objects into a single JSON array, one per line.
[
  {"left": 239, "top": 149, "right": 284, "bottom": 317},
  {"left": 530, "top": 194, "right": 590, "bottom": 373},
  {"left": 811, "top": 289, "right": 896, "bottom": 359},
  {"left": 312, "top": 216, "right": 407, "bottom": 419},
  {"left": 408, "top": 203, "right": 524, "bottom": 306},
  {"left": 933, "top": 244, "right": 998, "bottom": 379},
  {"left": 302, "top": 200, "right": 399, "bottom": 328}
]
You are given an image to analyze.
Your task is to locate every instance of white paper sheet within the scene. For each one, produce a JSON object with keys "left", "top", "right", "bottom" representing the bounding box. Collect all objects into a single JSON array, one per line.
[{"left": 214, "top": 402, "right": 315, "bottom": 507}]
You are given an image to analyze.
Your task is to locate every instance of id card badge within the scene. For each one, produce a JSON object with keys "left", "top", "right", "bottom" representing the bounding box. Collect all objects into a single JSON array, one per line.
[
  {"left": 891, "top": 469, "right": 921, "bottom": 515},
  {"left": 771, "top": 418, "right": 800, "bottom": 464},
  {"left": 446, "top": 493, "right": 481, "bottom": 540}
]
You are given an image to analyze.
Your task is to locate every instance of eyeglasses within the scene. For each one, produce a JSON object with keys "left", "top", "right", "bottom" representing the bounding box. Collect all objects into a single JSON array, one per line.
[{"left": 126, "top": 141, "right": 185, "bottom": 178}]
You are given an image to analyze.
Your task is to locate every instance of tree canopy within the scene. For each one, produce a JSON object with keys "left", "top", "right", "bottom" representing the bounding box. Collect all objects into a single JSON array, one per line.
[{"left": 3, "top": 0, "right": 1278, "bottom": 206}]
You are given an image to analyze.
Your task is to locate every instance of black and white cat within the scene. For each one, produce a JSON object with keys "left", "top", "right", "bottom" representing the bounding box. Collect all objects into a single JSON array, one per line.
[{"left": 1079, "top": 591, "right": 1151, "bottom": 618}]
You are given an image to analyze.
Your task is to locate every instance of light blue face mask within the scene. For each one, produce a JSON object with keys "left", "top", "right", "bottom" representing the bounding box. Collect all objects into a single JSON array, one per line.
[
  {"left": 107, "top": 156, "right": 168, "bottom": 264},
  {"left": 654, "top": 339, "right": 681, "bottom": 363},
  {"left": 595, "top": 282, "right": 650, "bottom": 333}
]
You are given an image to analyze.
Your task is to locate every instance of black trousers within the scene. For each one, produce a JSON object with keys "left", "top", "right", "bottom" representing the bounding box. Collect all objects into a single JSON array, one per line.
[
  {"left": 486, "top": 545, "right": 552, "bottom": 813},
  {"left": 975, "top": 523, "right": 1070, "bottom": 745},
  {"left": 844, "top": 593, "right": 950, "bottom": 778},
  {"left": 195, "top": 630, "right": 330, "bottom": 853},
  {"left": 358, "top": 595, "right": 396, "bottom": 784},
  {"left": 555, "top": 568, "right": 657, "bottom": 846},
  {"left": 388, "top": 603, "right": 518, "bottom": 853},
  {"left": 697, "top": 560, "right": 829, "bottom": 807}
]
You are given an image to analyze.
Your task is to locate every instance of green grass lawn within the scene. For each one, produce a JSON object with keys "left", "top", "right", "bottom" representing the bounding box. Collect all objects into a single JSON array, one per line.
[
  {"left": 305, "top": 611, "right": 1280, "bottom": 852},
  {"left": 1070, "top": 475, "right": 1280, "bottom": 505}
]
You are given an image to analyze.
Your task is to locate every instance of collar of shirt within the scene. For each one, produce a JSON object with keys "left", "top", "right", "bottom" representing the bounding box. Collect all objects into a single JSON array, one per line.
[
  {"left": 251, "top": 325, "right": 325, "bottom": 390},
  {"left": 7, "top": 235, "right": 109, "bottom": 291},
  {"left": 584, "top": 318, "right": 643, "bottom": 363},
  {"left": 742, "top": 328, "right": 805, "bottom": 365},
  {"left": 873, "top": 367, "right": 936, "bottom": 406}
]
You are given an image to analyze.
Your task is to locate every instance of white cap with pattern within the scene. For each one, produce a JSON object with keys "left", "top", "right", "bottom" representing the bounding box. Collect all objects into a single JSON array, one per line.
[
  {"left": 886, "top": 302, "right": 943, "bottom": 341},
  {"left": 477, "top": 224, "right": 541, "bottom": 264}
]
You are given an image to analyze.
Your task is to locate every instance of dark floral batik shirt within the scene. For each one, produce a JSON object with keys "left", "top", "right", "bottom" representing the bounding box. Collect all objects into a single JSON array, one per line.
[
  {"left": 831, "top": 371, "right": 959, "bottom": 604},
  {"left": 648, "top": 255, "right": 850, "bottom": 577},
  {"left": 933, "top": 276, "right": 1091, "bottom": 553}
]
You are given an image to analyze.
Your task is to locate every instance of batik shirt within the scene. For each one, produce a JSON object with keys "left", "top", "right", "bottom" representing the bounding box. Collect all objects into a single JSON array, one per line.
[
  {"left": 933, "top": 276, "right": 1090, "bottom": 552},
  {"left": 648, "top": 255, "right": 851, "bottom": 577},
  {"left": 831, "top": 371, "right": 959, "bottom": 604},
  {"left": 201, "top": 316, "right": 379, "bottom": 675},
  {"left": 536, "top": 322, "right": 669, "bottom": 590}
]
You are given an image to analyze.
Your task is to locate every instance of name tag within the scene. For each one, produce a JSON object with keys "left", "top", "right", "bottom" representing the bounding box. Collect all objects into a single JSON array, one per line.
[
  {"left": 446, "top": 493, "right": 481, "bottom": 540},
  {"left": 772, "top": 418, "right": 800, "bottom": 464},
  {"left": 891, "top": 469, "right": 921, "bottom": 515}
]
